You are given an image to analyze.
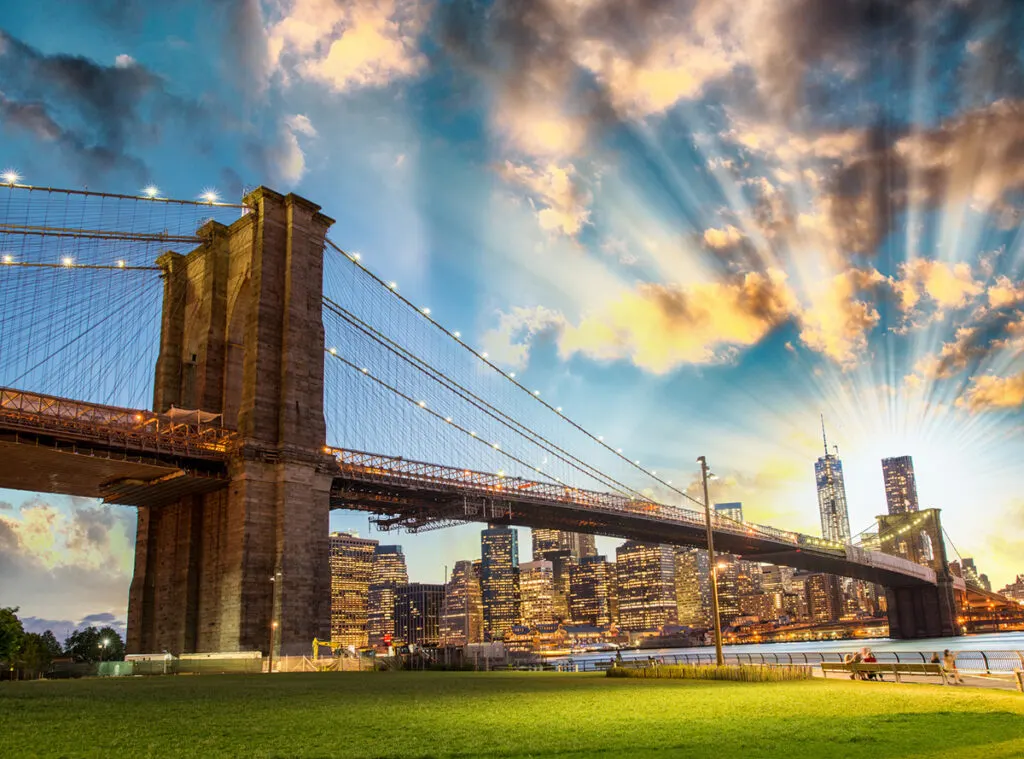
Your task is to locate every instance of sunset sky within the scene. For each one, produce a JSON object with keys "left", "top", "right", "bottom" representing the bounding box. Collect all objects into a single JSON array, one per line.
[{"left": 2, "top": 0, "right": 1023, "bottom": 634}]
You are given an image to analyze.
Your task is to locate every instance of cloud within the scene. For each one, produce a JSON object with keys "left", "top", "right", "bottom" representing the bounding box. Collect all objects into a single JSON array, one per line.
[
  {"left": 827, "top": 99, "right": 1024, "bottom": 255},
  {"left": 987, "top": 276, "right": 1024, "bottom": 309},
  {"left": 957, "top": 371, "right": 1024, "bottom": 412},
  {"left": 499, "top": 161, "right": 591, "bottom": 237},
  {"left": 479, "top": 306, "right": 567, "bottom": 370},
  {"left": 253, "top": 114, "right": 318, "bottom": 185},
  {"left": 559, "top": 270, "right": 799, "bottom": 373},
  {"left": 0, "top": 496, "right": 135, "bottom": 622},
  {"left": 797, "top": 268, "right": 887, "bottom": 368},
  {"left": 269, "top": 0, "right": 427, "bottom": 92},
  {"left": 703, "top": 225, "right": 744, "bottom": 250},
  {"left": 0, "top": 30, "right": 212, "bottom": 181},
  {"left": 893, "top": 259, "right": 983, "bottom": 316},
  {"left": 915, "top": 310, "right": 1024, "bottom": 379}
]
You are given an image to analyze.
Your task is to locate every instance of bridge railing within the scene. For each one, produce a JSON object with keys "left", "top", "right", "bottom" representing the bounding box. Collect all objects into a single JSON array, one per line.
[
  {"left": 330, "top": 448, "right": 850, "bottom": 551},
  {"left": 0, "top": 387, "right": 235, "bottom": 460}
]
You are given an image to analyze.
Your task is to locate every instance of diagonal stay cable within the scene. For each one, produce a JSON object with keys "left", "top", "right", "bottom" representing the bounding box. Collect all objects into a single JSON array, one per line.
[
  {"left": 323, "top": 296, "right": 655, "bottom": 503},
  {"left": 324, "top": 239, "right": 707, "bottom": 509}
]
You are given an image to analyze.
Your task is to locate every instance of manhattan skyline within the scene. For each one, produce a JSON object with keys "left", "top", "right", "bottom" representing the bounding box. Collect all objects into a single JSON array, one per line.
[{"left": 1, "top": 0, "right": 1023, "bottom": 630}]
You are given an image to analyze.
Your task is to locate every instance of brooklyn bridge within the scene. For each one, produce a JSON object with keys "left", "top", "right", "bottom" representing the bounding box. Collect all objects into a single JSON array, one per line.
[{"left": 0, "top": 183, "right": 1016, "bottom": 656}]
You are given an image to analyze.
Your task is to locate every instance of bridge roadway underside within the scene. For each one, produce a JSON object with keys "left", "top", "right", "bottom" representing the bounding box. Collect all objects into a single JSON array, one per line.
[
  {"left": 0, "top": 436, "right": 229, "bottom": 505},
  {"left": 331, "top": 478, "right": 933, "bottom": 589}
]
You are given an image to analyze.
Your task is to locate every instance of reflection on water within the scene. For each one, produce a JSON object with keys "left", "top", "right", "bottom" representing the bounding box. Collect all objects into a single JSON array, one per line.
[{"left": 552, "top": 631, "right": 1024, "bottom": 663}]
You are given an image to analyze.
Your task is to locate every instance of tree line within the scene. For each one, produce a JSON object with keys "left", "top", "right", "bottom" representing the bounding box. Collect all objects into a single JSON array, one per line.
[{"left": 1, "top": 607, "right": 125, "bottom": 677}]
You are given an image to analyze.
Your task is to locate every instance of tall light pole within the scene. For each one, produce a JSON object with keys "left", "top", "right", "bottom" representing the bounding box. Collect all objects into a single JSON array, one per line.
[
  {"left": 698, "top": 456, "right": 724, "bottom": 666},
  {"left": 268, "top": 571, "right": 281, "bottom": 673}
]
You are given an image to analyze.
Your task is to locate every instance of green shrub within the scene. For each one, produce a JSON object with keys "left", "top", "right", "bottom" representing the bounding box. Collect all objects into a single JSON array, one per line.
[{"left": 606, "top": 663, "right": 812, "bottom": 682}]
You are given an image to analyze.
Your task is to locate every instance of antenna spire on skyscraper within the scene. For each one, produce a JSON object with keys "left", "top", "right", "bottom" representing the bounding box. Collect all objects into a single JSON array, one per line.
[{"left": 820, "top": 414, "right": 829, "bottom": 458}]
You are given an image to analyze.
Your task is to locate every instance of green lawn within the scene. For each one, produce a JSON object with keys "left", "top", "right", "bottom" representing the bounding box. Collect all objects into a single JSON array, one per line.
[{"left": 2, "top": 673, "right": 1023, "bottom": 758}]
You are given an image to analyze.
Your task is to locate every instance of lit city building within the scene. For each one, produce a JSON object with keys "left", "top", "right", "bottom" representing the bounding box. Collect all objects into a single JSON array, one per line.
[
  {"left": 519, "top": 560, "right": 557, "bottom": 626},
  {"left": 480, "top": 524, "right": 521, "bottom": 640},
  {"left": 960, "top": 558, "right": 991, "bottom": 591},
  {"left": 815, "top": 419, "right": 851, "bottom": 544},
  {"left": 615, "top": 542, "right": 676, "bottom": 631},
  {"left": 999, "top": 575, "right": 1024, "bottom": 602},
  {"left": 366, "top": 545, "right": 408, "bottom": 648},
  {"left": 715, "top": 554, "right": 741, "bottom": 627},
  {"left": 675, "top": 547, "right": 710, "bottom": 628},
  {"left": 531, "top": 528, "right": 596, "bottom": 560},
  {"left": 329, "top": 531, "right": 378, "bottom": 648},
  {"left": 715, "top": 502, "right": 744, "bottom": 522},
  {"left": 881, "top": 455, "right": 919, "bottom": 515},
  {"left": 440, "top": 559, "right": 483, "bottom": 646},
  {"left": 569, "top": 555, "right": 612, "bottom": 626},
  {"left": 394, "top": 583, "right": 444, "bottom": 646},
  {"left": 804, "top": 572, "right": 843, "bottom": 623}
]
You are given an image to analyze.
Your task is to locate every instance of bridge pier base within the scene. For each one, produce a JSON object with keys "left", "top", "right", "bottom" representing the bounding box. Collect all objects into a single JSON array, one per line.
[
  {"left": 126, "top": 187, "right": 335, "bottom": 657},
  {"left": 885, "top": 574, "right": 960, "bottom": 639}
]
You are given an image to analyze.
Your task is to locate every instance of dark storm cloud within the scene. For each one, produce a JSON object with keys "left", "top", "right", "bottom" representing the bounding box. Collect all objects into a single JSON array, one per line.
[
  {"left": 826, "top": 99, "right": 1024, "bottom": 255},
  {"left": 0, "top": 29, "right": 217, "bottom": 181}
]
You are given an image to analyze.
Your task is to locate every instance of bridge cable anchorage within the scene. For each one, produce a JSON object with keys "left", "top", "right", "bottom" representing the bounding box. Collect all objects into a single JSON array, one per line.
[
  {"left": 321, "top": 297, "right": 657, "bottom": 503},
  {"left": 322, "top": 239, "right": 706, "bottom": 509}
]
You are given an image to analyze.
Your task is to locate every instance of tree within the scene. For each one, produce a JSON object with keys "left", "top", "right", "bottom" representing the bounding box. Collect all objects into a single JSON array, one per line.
[
  {"left": 19, "top": 631, "right": 63, "bottom": 675},
  {"left": 0, "top": 607, "right": 25, "bottom": 666},
  {"left": 64, "top": 626, "right": 125, "bottom": 663}
]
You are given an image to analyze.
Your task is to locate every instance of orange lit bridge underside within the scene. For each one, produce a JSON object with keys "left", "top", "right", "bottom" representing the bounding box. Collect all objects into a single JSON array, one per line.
[{"left": 0, "top": 387, "right": 942, "bottom": 590}]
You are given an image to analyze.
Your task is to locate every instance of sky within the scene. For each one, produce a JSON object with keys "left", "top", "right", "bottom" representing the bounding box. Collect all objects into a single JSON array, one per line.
[{"left": 2, "top": 0, "right": 1024, "bottom": 633}]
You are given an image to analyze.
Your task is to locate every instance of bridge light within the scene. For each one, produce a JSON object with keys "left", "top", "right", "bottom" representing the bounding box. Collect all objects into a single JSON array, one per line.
[
  {"left": 508, "top": 372, "right": 515, "bottom": 378},
  {"left": 328, "top": 347, "right": 337, "bottom": 355},
  {"left": 492, "top": 442, "right": 500, "bottom": 449},
  {"left": 481, "top": 352, "right": 488, "bottom": 358},
  {"left": 62, "top": 257, "right": 74, "bottom": 267},
  {"left": 389, "top": 281, "right": 398, "bottom": 289},
  {"left": 616, "top": 448, "right": 623, "bottom": 453},
  {"left": 2, "top": 169, "right": 20, "bottom": 185},
  {"left": 533, "top": 389, "right": 540, "bottom": 396},
  {"left": 453, "top": 331, "right": 461, "bottom": 338},
  {"left": 634, "top": 460, "right": 640, "bottom": 465},
  {"left": 417, "top": 400, "right": 426, "bottom": 408},
  {"left": 143, "top": 185, "right": 159, "bottom": 198},
  {"left": 556, "top": 407, "right": 562, "bottom": 412},
  {"left": 444, "top": 416, "right": 452, "bottom": 423},
  {"left": 470, "top": 431, "right": 477, "bottom": 437},
  {"left": 116, "top": 259, "right": 126, "bottom": 268},
  {"left": 2, "top": 255, "right": 11, "bottom": 264},
  {"left": 651, "top": 470, "right": 657, "bottom": 475},
  {"left": 422, "top": 307, "right": 431, "bottom": 315},
  {"left": 201, "top": 189, "right": 219, "bottom": 203},
  {"left": 133, "top": 414, "right": 143, "bottom": 421},
  {"left": 597, "top": 435, "right": 603, "bottom": 441},
  {"left": 498, "top": 470, "right": 505, "bottom": 478},
  {"left": 361, "top": 367, "right": 369, "bottom": 373},
  {"left": 352, "top": 252, "right": 362, "bottom": 261}
]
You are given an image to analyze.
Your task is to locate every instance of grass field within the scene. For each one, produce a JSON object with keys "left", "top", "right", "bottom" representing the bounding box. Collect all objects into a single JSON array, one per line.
[{"left": 2, "top": 672, "right": 1023, "bottom": 758}]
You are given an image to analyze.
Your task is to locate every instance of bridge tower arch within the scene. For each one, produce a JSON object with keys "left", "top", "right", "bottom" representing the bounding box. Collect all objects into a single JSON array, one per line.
[{"left": 127, "top": 188, "right": 335, "bottom": 656}]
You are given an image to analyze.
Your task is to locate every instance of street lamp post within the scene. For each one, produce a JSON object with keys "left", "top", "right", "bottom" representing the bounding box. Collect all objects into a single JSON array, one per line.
[
  {"left": 268, "top": 571, "right": 281, "bottom": 673},
  {"left": 698, "top": 455, "right": 724, "bottom": 667}
]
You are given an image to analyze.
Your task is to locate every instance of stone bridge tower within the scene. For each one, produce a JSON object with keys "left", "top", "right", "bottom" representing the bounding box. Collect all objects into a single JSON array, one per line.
[{"left": 126, "top": 188, "right": 334, "bottom": 657}]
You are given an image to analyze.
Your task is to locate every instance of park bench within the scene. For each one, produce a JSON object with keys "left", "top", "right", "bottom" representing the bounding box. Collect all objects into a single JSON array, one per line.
[{"left": 820, "top": 661, "right": 948, "bottom": 684}]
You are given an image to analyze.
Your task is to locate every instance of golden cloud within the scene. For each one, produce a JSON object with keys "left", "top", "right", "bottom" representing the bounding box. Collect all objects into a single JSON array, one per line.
[
  {"left": 797, "top": 268, "right": 886, "bottom": 368},
  {"left": 558, "top": 269, "right": 799, "bottom": 373},
  {"left": 893, "top": 259, "right": 983, "bottom": 314},
  {"left": 270, "top": 0, "right": 426, "bottom": 92},
  {"left": 499, "top": 161, "right": 592, "bottom": 237},
  {"left": 957, "top": 371, "right": 1024, "bottom": 412}
]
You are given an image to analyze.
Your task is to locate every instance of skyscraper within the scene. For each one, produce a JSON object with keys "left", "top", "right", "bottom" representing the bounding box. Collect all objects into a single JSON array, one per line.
[
  {"left": 715, "top": 502, "right": 744, "bottom": 522},
  {"left": 882, "top": 456, "right": 919, "bottom": 515},
  {"left": 329, "top": 531, "right": 379, "bottom": 648},
  {"left": 569, "top": 555, "right": 613, "bottom": 626},
  {"left": 615, "top": 542, "right": 676, "bottom": 630},
  {"left": 480, "top": 524, "right": 521, "bottom": 640},
  {"left": 367, "top": 545, "right": 408, "bottom": 648},
  {"left": 531, "top": 528, "right": 597, "bottom": 560},
  {"left": 815, "top": 418, "right": 851, "bottom": 544},
  {"left": 804, "top": 572, "right": 843, "bottom": 623},
  {"left": 519, "top": 560, "right": 557, "bottom": 626},
  {"left": 674, "top": 547, "right": 711, "bottom": 628},
  {"left": 394, "top": 583, "right": 444, "bottom": 646},
  {"left": 440, "top": 560, "right": 484, "bottom": 646}
]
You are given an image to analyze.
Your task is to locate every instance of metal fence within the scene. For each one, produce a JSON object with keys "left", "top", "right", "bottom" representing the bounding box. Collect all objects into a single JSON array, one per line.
[{"left": 553, "top": 650, "right": 1024, "bottom": 674}]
